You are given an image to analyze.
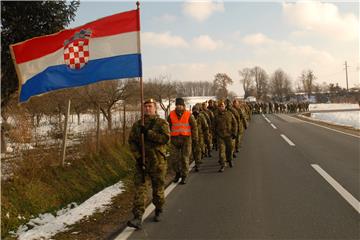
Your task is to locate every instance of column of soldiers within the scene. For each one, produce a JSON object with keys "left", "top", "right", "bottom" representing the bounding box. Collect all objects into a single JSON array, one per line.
[
  {"left": 127, "top": 97, "right": 252, "bottom": 229},
  {"left": 249, "top": 101, "right": 309, "bottom": 114}
]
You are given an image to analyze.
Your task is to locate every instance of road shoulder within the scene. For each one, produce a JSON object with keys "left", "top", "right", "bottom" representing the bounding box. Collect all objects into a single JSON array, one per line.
[{"left": 293, "top": 113, "right": 360, "bottom": 137}]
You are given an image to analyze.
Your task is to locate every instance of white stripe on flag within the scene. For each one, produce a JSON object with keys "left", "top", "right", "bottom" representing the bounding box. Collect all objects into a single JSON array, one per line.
[{"left": 18, "top": 31, "right": 140, "bottom": 84}]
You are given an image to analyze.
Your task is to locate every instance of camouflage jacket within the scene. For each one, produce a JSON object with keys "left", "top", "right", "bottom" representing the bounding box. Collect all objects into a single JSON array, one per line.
[
  {"left": 194, "top": 112, "right": 209, "bottom": 138},
  {"left": 235, "top": 106, "right": 248, "bottom": 130},
  {"left": 128, "top": 114, "right": 170, "bottom": 160},
  {"left": 213, "top": 110, "right": 237, "bottom": 138},
  {"left": 203, "top": 108, "right": 214, "bottom": 128},
  {"left": 227, "top": 106, "right": 240, "bottom": 134}
]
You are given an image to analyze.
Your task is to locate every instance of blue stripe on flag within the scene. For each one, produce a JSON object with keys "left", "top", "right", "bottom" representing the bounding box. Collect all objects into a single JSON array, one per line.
[{"left": 20, "top": 53, "right": 142, "bottom": 102}]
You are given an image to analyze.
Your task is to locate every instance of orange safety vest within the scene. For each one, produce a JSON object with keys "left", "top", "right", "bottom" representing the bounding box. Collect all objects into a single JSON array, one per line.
[{"left": 169, "top": 110, "right": 192, "bottom": 136}]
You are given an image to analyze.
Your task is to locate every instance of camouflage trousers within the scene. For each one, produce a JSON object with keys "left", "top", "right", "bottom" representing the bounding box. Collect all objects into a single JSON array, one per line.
[
  {"left": 204, "top": 132, "right": 212, "bottom": 156},
  {"left": 193, "top": 134, "right": 204, "bottom": 167},
  {"left": 212, "top": 132, "right": 218, "bottom": 150},
  {"left": 170, "top": 139, "right": 192, "bottom": 178},
  {"left": 218, "top": 136, "right": 233, "bottom": 167},
  {"left": 132, "top": 151, "right": 167, "bottom": 218},
  {"left": 234, "top": 127, "right": 244, "bottom": 152}
]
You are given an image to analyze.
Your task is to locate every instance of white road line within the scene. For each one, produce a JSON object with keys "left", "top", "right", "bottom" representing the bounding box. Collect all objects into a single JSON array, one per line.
[
  {"left": 289, "top": 115, "right": 360, "bottom": 139},
  {"left": 115, "top": 162, "right": 195, "bottom": 240},
  {"left": 270, "top": 123, "right": 277, "bottom": 129},
  {"left": 280, "top": 134, "right": 295, "bottom": 146},
  {"left": 262, "top": 114, "right": 271, "bottom": 123},
  {"left": 311, "top": 164, "right": 360, "bottom": 214}
]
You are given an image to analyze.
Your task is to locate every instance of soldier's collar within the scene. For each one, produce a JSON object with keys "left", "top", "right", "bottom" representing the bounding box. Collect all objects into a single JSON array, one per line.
[{"left": 145, "top": 114, "right": 158, "bottom": 119}]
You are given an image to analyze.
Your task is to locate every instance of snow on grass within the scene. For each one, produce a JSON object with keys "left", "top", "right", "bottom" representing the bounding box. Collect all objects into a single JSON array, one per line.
[
  {"left": 310, "top": 111, "right": 360, "bottom": 129},
  {"left": 14, "top": 181, "right": 124, "bottom": 240},
  {"left": 309, "top": 103, "right": 360, "bottom": 111}
]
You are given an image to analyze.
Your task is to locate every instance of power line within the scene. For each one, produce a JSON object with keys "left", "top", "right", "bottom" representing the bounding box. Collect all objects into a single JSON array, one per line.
[{"left": 317, "top": 70, "right": 343, "bottom": 78}]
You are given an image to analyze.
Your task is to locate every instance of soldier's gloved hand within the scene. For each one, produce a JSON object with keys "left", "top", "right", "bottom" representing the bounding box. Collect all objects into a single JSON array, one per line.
[
  {"left": 145, "top": 129, "right": 156, "bottom": 140},
  {"left": 231, "top": 134, "right": 236, "bottom": 139},
  {"left": 140, "top": 125, "right": 147, "bottom": 135},
  {"left": 136, "top": 157, "right": 146, "bottom": 170}
]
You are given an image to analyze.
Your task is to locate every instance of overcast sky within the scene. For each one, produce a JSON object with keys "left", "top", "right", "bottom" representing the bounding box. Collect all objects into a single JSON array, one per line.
[{"left": 70, "top": 1, "right": 359, "bottom": 96}]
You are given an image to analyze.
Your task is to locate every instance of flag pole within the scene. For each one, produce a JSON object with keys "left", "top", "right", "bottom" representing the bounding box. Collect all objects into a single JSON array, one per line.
[{"left": 136, "top": 1, "right": 146, "bottom": 177}]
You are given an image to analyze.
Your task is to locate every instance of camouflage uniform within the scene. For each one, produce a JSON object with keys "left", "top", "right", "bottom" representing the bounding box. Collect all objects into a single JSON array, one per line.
[
  {"left": 235, "top": 105, "right": 248, "bottom": 149},
  {"left": 213, "top": 108, "right": 237, "bottom": 169},
  {"left": 128, "top": 114, "right": 170, "bottom": 219},
  {"left": 192, "top": 106, "right": 209, "bottom": 169},
  {"left": 208, "top": 101, "right": 219, "bottom": 150},
  {"left": 202, "top": 102, "right": 214, "bottom": 157},
  {"left": 200, "top": 107, "right": 211, "bottom": 157},
  {"left": 227, "top": 105, "right": 241, "bottom": 153},
  {"left": 167, "top": 110, "right": 198, "bottom": 181}
]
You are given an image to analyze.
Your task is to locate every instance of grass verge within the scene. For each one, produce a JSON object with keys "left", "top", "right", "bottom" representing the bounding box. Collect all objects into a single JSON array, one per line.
[{"left": 1, "top": 134, "right": 134, "bottom": 239}]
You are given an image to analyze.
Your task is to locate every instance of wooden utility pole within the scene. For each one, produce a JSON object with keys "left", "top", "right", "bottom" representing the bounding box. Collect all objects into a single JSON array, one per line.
[
  {"left": 96, "top": 103, "right": 100, "bottom": 153},
  {"left": 344, "top": 61, "right": 349, "bottom": 91},
  {"left": 122, "top": 103, "right": 126, "bottom": 145},
  {"left": 61, "top": 99, "right": 71, "bottom": 166}
]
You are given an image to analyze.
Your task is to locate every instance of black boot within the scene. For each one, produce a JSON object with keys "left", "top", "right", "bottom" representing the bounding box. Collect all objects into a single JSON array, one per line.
[
  {"left": 218, "top": 166, "right": 225, "bottom": 172},
  {"left": 127, "top": 216, "right": 142, "bottom": 229},
  {"left": 180, "top": 176, "right": 187, "bottom": 184},
  {"left": 153, "top": 209, "right": 162, "bottom": 222},
  {"left": 228, "top": 160, "right": 233, "bottom": 168},
  {"left": 173, "top": 172, "right": 180, "bottom": 183},
  {"left": 195, "top": 166, "right": 199, "bottom": 172}
]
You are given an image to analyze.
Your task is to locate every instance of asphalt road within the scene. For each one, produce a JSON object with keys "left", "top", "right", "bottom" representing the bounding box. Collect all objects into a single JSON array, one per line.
[{"left": 123, "top": 114, "right": 360, "bottom": 240}]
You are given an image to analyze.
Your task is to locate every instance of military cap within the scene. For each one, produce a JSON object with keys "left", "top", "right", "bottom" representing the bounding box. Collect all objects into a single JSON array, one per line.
[
  {"left": 175, "top": 97, "right": 185, "bottom": 106},
  {"left": 144, "top": 98, "right": 156, "bottom": 104},
  {"left": 218, "top": 99, "right": 225, "bottom": 105},
  {"left": 192, "top": 105, "right": 200, "bottom": 112}
]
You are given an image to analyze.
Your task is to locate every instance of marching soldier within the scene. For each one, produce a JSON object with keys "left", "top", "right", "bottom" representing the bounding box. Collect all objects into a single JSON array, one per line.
[
  {"left": 201, "top": 101, "right": 214, "bottom": 157},
  {"left": 192, "top": 104, "right": 209, "bottom": 172},
  {"left": 233, "top": 99, "right": 246, "bottom": 152},
  {"left": 200, "top": 102, "right": 214, "bottom": 157},
  {"left": 127, "top": 99, "right": 170, "bottom": 229},
  {"left": 213, "top": 100, "right": 237, "bottom": 172},
  {"left": 225, "top": 99, "right": 239, "bottom": 158},
  {"left": 168, "top": 97, "right": 198, "bottom": 184},
  {"left": 208, "top": 99, "right": 218, "bottom": 150}
]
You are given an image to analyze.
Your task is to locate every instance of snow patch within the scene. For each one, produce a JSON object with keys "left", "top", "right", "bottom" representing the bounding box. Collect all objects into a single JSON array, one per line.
[
  {"left": 310, "top": 111, "right": 360, "bottom": 129},
  {"left": 15, "top": 181, "right": 124, "bottom": 240},
  {"left": 309, "top": 103, "right": 360, "bottom": 111}
]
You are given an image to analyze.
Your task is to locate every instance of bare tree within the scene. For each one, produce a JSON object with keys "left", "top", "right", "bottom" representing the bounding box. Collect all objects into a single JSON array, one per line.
[
  {"left": 176, "top": 81, "right": 215, "bottom": 96},
  {"left": 269, "top": 69, "right": 292, "bottom": 102},
  {"left": 239, "top": 67, "right": 253, "bottom": 99},
  {"left": 213, "top": 73, "right": 233, "bottom": 99},
  {"left": 251, "top": 66, "right": 268, "bottom": 101},
  {"left": 83, "top": 79, "right": 134, "bottom": 130},
  {"left": 299, "top": 70, "right": 316, "bottom": 98},
  {"left": 145, "top": 75, "right": 177, "bottom": 118}
]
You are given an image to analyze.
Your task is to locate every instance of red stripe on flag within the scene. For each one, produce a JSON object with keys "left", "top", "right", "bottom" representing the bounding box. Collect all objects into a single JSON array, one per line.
[{"left": 12, "top": 9, "right": 140, "bottom": 64}]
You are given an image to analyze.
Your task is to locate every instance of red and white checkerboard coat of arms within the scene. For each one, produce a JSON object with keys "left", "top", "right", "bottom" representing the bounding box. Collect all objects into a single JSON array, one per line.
[{"left": 64, "top": 29, "right": 92, "bottom": 70}]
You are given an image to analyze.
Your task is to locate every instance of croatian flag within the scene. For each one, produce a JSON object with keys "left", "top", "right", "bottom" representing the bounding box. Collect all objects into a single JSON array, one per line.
[{"left": 10, "top": 9, "right": 142, "bottom": 102}]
